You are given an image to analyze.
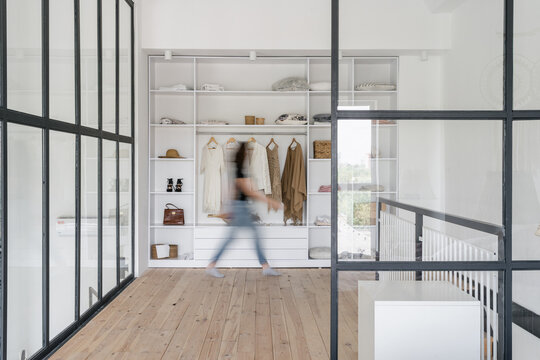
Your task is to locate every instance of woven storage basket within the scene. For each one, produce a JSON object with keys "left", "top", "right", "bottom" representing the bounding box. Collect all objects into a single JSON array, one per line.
[
  {"left": 256, "top": 117, "right": 265, "bottom": 125},
  {"left": 314, "top": 140, "right": 331, "bottom": 159},
  {"left": 150, "top": 244, "right": 179, "bottom": 259},
  {"left": 245, "top": 115, "right": 255, "bottom": 125}
]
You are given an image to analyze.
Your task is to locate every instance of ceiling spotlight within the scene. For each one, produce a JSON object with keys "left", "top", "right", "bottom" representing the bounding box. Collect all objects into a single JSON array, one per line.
[
  {"left": 164, "top": 50, "right": 172, "bottom": 60},
  {"left": 249, "top": 50, "right": 257, "bottom": 61}
]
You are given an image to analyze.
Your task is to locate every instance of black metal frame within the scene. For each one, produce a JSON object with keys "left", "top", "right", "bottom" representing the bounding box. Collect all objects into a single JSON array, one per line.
[
  {"left": 0, "top": 0, "right": 135, "bottom": 359},
  {"left": 330, "top": 0, "right": 540, "bottom": 359}
]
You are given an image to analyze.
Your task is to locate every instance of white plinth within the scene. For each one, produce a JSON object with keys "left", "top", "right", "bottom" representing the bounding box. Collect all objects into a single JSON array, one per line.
[{"left": 358, "top": 281, "right": 482, "bottom": 360}]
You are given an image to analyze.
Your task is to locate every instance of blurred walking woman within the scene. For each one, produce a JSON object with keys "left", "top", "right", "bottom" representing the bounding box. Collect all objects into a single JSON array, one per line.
[{"left": 206, "top": 142, "right": 282, "bottom": 278}]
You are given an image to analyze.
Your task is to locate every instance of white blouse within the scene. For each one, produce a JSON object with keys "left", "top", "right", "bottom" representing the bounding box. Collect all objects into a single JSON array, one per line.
[{"left": 247, "top": 142, "right": 272, "bottom": 195}]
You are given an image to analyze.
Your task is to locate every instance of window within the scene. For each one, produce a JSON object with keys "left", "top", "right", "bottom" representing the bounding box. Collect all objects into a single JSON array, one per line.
[
  {"left": 0, "top": 1, "right": 135, "bottom": 359},
  {"left": 332, "top": 0, "right": 540, "bottom": 359}
]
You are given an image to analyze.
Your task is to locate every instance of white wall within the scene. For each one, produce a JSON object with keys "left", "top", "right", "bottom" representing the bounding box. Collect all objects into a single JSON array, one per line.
[{"left": 139, "top": 0, "right": 450, "bottom": 52}]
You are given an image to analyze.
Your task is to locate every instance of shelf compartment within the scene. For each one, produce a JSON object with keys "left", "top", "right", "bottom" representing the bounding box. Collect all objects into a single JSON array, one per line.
[
  {"left": 150, "top": 124, "right": 195, "bottom": 128},
  {"left": 150, "top": 158, "right": 194, "bottom": 161},
  {"left": 353, "top": 90, "right": 397, "bottom": 94},
  {"left": 196, "top": 90, "right": 307, "bottom": 96},
  {"left": 196, "top": 124, "right": 308, "bottom": 134},
  {"left": 150, "top": 223, "right": 195, "bottom": 229},
  {"left": 150, "top": 89, "right": 194, "bottom": 95}
]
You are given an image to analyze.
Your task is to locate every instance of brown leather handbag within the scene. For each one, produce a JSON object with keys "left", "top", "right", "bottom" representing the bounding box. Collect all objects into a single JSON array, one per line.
[{"left": 163, "top": 203, "right": 184, "bottom": 225}]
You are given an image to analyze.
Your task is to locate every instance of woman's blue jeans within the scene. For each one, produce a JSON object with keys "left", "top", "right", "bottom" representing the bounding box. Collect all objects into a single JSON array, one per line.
[{"left": 211, "top": 200, "right": 268, "bottom": 265}]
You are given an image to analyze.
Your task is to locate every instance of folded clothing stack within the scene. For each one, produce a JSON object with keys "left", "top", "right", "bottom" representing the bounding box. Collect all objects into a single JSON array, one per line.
[
  {"left": 355, "top": 83, "right": 396, "bottom": 91},
  {"left": 315, "top": 215, "right": 330, "bottom": 226},
  {"left": 199, "top": 120, "right": 230, "bottom": 125},
  {"left": 318, "top": 185, "right": 331, "bottom": 192},
  {"left": 201, "top": 83, "right": 225, "bottom": 91},
  {"left": 313, "top": 113, "right": 331, "bottom": 125},
  {"left": 318, "top": 184, "right": 341, "bottom": 192},
  {"left": 159, "top": 83, "right": 192, "bottom": 91},
  {"left": 160, "top": 117, "right": 186, "bottom": 125},
  {"left": 275, "top": 113, "right": 307, "bottom": 125},
  {"left": 272, "top": 77, "right": 309, "bottom": 91}
]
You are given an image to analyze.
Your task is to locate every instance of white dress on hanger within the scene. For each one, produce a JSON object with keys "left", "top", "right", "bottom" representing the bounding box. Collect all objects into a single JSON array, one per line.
[
  {"left": 200, "top": 144, "right": 225, "bottom": 213},
  {"left": 247, "top": 142, "right": 272, "bottom": 195}
]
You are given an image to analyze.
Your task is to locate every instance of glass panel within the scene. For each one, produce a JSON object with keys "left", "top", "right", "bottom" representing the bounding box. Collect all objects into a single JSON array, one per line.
[
  {"left": 7, "top": 124, "right": 42, "bottom": 359},
  {"left": 513, "top": 121, "right": 540, "bottom": 260},
  {"left": 119, "top": 1, "right": 132, "bottom": 136},
  {"left": 337, "top": 119, "right": 502, "bottom": 261},
  {"left": 49, "top": 131, "right": 76, "bottom": 338},
  {"left": 103, "top": 140, "right": 117, "bottom": 294},
  {"left": 339, "top": 271, "right": 501, "bottom": 359},
  {"left": 512, "top": 271, "right": 540, "bottom": 359},
  {"left": 81, "top": 136, "right": 99, "bottom": 313},
  {"left": 514, "top": 1, "right": 540, "bottom": 110},
  {"left": 80, "top": 0, "right": 99, "bottom": 128},
  {"left": 49, "top": 0, "right": 75, "bottom": 122},
  {"left": 119, "top": 143, "right": 131, "bottom": 280},
  {"left": 103, "top": 0, "right": 116, "bottom": 133},
  {"left": 339, "top": 0, "right": 504, "bottom": 110},
  {"left": 6, "top": 0, "right": 42, "bottom": 115}
]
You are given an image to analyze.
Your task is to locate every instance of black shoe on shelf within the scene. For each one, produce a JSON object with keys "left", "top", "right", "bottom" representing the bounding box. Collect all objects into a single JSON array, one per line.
[
  {"left": 175, "top": 178, "right": 183, "bottom": 192},
  {"left": 166, "top": 178, "right": 173, "bottom": 192}
]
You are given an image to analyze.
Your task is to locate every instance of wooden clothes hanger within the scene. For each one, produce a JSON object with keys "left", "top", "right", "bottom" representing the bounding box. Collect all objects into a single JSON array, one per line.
[
  {"left": 207, "top": 136, "right": 218, "bottom": 147},
  {"left": 248, "top": 137, "right": 256, "bottom": 143},
  {"left": 267, "top": 137, "right": 278, "bottom": 150},
  {"left": 289, "top": 137, "right": 299, "bottom": 149},
  {"left": 226, "top": 137, "right": 237, "bottom": 144}
]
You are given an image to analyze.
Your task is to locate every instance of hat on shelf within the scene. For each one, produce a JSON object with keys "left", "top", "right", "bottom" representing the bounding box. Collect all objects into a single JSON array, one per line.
[{"left": 158, "top": 149, "right": 184, "bottom": 158}]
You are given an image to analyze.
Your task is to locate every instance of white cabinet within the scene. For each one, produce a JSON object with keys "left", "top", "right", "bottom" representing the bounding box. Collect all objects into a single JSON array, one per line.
[{"left": 358, "top": 281, "right": 482, "bottom": 360}]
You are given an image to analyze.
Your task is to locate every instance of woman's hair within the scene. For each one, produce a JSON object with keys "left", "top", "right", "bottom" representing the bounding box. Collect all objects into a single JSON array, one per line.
[{"left": 235, "top": 142, "right": 247, "bottom": 176}]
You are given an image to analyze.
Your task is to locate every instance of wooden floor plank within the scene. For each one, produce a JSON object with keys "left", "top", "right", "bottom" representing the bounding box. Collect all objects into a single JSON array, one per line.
[
  {"left": 218, "top": 269, "right": 248, "bottom": 359},
  {"left": 255, "top": 275, "right": 273, "bottom": 360},
  {"left": 288, "top": 270, "right": 329, "bottom": 360},
  {"left": 50, "top": 269, "right": 339, "bottom": 360},
  {"left": 279, "top": 272, "right": 312, "bottom": 360},
  {"left": 237, "top": 269, "right": 258, "bottom": 360},
  {"left": 268, "top": 276, "right": 293, "bottom": 360},
  {"left": 198, "top": 270, "right": 237, "bottom": 359}
]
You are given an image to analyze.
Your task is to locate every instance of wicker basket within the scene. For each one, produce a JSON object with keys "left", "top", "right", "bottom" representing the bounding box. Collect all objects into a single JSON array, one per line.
[
  {"left": 245, "top": 115, "right": 255, "bottom": 125},
  {"left": 256, "top": 117, "right": 265, "bottom": 125},
  {"left": 150, "top": 244, "right": 179, "bottom": 259},
  {"left": 314, "top": 140, "right": 331, "bottom": 159}
]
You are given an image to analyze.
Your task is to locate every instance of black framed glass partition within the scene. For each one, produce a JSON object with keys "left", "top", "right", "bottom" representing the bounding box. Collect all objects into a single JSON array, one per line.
[
  {"left": 0, "top": 0, "right": 135, "bottom": 359},
  {"left": 331, "top": 0, "right": 540, "bottom": 359}
]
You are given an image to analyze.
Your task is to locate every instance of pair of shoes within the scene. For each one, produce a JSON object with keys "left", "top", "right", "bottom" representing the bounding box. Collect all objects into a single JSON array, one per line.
[
  {"left": 206, "top": 268, "right": 224, "bottom": 278},
  {"left": 262, "top": 267, "right": 281, "bottom": 276},
  {"left": 166, "top": 178, "right": 184, "bottom": 192}
]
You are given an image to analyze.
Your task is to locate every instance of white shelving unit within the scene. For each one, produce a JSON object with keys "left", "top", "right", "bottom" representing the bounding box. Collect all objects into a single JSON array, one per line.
[{"left": 147, "top": 55, "right": 398, "bottom": 267}]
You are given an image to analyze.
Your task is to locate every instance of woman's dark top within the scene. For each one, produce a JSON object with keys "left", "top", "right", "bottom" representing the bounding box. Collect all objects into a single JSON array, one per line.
[{"left": 236, "top": 166, "right": 248, "bottom": 201}]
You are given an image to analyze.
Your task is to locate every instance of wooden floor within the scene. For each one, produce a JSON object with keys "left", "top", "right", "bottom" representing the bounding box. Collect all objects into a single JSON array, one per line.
[{"left": 51, "top": 269, "right": 368, "bottom": 360}]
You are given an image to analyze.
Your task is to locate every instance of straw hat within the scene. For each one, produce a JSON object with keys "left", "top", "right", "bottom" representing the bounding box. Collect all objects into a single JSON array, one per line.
[{"left": 158, "top": 149, "right": 184, "bottom": 158}]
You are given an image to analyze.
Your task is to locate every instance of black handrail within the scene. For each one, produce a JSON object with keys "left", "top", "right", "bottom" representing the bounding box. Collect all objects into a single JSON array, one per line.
[{"left": 378, "top": 198, "right": 504, "bottom": 237}]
